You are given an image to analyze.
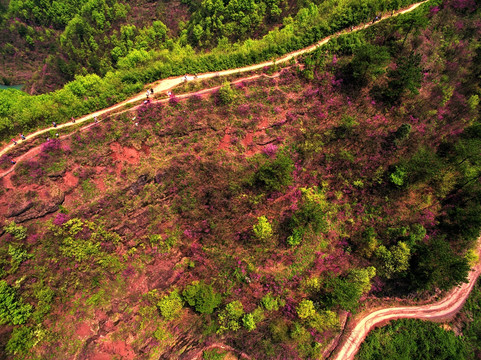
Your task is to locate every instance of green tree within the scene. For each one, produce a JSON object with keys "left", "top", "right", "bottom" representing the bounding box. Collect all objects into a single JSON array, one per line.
[
  {"left": 5, "top": 326, "right": 35, "bottom": 356},
  {"left": 377, "top": 52, "right": 422, "bottom": 105},
  {"left": 375, "top": 242, "right": 410, "bottom": 279},
  {"left": 253, "top": 151, "right": 294, "bottom": 191},
  {"left": 296, "top": 299, "right": 315, "bottom": 319},
  {"left": 217, "top": 82, "right": 236, "bottom": 104},
  {"left": 0, "top": 280, "right": 32, "bottom": 325},
  {"left": 157, "top": 291, "right": 183, "bottom": 320},
  {"left": 410, "top": 237, "right": 470, "bottom": 291},
  {"left": 242, "top": 313, "right": 256, "bottom": 331},
  {"left": 349, "top": 43, "right": 390, "bottom": 86},
  {"left": 253, "top": 216, "right": 273, "bottom": 241},
  {"left": 3, "top": 221, "right": 27, "bottom": 241},
  {"left": 182, "top": 281, "right": 221, "bottom": 314}
]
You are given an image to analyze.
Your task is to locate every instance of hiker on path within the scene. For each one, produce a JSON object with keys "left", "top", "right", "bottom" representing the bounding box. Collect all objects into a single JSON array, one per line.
[
  {"left": 53, "top": 121, "right": 57, "bottom": 128},
  {"left": 146, "top": 90, "right": 150, "bottom": 98},
  {"left": 150, "top": 88, "right": 154, "bottom": 95},
  {"left": 71, "top": 117, "right": 76, "bottom": 123},
  {"left": 11, "top": 139, "right": 17, "bottom": 145},
  {"left": 10, "top": 159, "right": 16, "bottom": 165},
  {"left": 94, "top": 116, "right": 98, "bottom": 123},
  {"left": 20, "top": 134, "right": 26, "bottom": 140}
]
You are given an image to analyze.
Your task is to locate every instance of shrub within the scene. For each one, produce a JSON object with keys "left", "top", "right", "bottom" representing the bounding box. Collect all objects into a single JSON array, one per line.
[
  {"left": 217, "top": 82, "right": 236, "bottom": 105},
  {"left": 296, "top": 299, "right": 315, "bottom": 319},
  {"left": 203, "top": 349, "right": 227, "bottom": 360},
  {"left": 242, "top": 313, "right": 256, "bottom": 331},
  {"left": 253, "top": 216, "right": 273, "bottom": 241},
  {"left": 218, "top": 300, "right": 244, "bottom": 333},
  {"left": 253, "top": 151, "right": 294, "bottom": 191},
  {"left": 0, "top": 280, "right": 32, "bottom": 325},
  {"left": 5, "top": 326, "right": 35, "bottom": 356},
  {"left": 157, "top": 291, "right": 183, "bottom": 320},
  {"left": 261, "top": 293, "right": 279, "bottom": 311},
  {"left": 3, "top": 221, "right": 27, "bottom": 241},
  {"left": 389, "top": 165, "right": 407, "bottom": 187},
  {"left": 287, "top": 227, "right": 304, "bottom": 247},
  {"left": 8, "top": 245, "right": 32, "bottom": 265},
  {"left": 182, "top": 281, "right": 221, "bottom": 314}
]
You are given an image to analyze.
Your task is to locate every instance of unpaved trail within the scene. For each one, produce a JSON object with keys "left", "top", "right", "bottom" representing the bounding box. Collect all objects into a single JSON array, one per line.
[
  {"left": 0, "top": 0, "right": 427, "bottom": 160},
  {"left": 0, "top": 72, "right": 274, "bottom": 179},
  {"left": 330, "top": 238, "right": 481, "bottom": 360}
]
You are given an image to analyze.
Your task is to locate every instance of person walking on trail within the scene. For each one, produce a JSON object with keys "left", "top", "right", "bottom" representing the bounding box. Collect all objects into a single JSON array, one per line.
[
  {"left": 11, "top": 139, "right": 17, "bottom": 145},
  {"left": 10, "top": 159, "right": 16, "bottom": 165},
  {"left": 71, "top": 117, "right": 76, "bottom": 123},
  {"left": 150, "top": 88, "right": 154, "bottom": 95},
  {"left": 94, "top": 116, "right": 98, "bottom": 123},
  {"left": 20, "top": 134, "right": 26, "bottom": 140},
  {"left": 146, "top": 90, "right": 150, "bottom": 98},
  {"left": 53, "top": 121, "right": 57, "bottom": 128}
]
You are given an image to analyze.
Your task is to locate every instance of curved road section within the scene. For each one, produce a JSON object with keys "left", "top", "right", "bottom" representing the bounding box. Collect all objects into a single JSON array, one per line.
[
  {"left": 331, "top": 250, "right": 481, "bottom": 360},
  {"left": 0, "top": 0, "right": 427, "bottom": 159}
]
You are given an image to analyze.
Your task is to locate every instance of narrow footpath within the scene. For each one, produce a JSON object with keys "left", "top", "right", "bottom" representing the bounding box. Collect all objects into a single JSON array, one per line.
[{"left": 0, "top": 0, "right": 427, "bottom": 161}]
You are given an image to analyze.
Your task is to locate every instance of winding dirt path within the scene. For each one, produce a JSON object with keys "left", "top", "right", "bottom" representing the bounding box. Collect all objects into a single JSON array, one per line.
[
  {"left": 0, "top": 0, "right": 427, "bottom": 160},
  {"left": 330, "top": 239, "right": 481, "bottom": 360},
  {"left": 0, "top": 72, "right": 278, "bottom": 179}
]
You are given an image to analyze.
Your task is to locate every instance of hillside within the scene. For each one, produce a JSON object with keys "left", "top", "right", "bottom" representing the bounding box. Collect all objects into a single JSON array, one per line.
[{"left": 0, "top": 0, "right": 480, "bottom": 359}]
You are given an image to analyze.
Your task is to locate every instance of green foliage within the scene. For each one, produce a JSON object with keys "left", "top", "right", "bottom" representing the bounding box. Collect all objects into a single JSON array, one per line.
[
  {"left": 359, "top": 227, "right": 379, "bottom": 258},
  {"left": 157, "top": 291, "right": 183, "bottom": 320},
  {"left": 261, "top": 293, "right": 279, "bottom": 311},
  {"left": 349, "top": 43, "right": 390, "bottom": 86},
  {"left": 393, "top": 123, "right": 411, "bottom": 144},
  {"left": 242, "top": 313, "right": 256, "bottom": 331},
  {"left": 182, "top": 281, "right": 221, "bottom": 314},
  {"left": 203, "top": 348, "right": 227, "bottom": 360},
  {"left": 374, "top": 52, "right": 422, "bottom": 105},
  {"left": 308, "top": 310, "right": 339, "bottom": 333},
  {"left": 3, "top": 221, "right": 27, "bottom": 241},
  {"left": 325, "top": 267, "right": 376, "bottom": 311},
  {"left": 8, "top": 244, "right": 32, "bottom": 265},
  {"left": 253, "top": 151, "right": 294, "bottom": 191},
  {"left": 291, "top": 187, "right": 329, "bottom": 233},
  {"left": 389, "top": 165, "right": 407, "bottom": 187},
  {"left": 375, "top": 242, "right": 410, "bottom": 279},
  {"left": 253, "top": 216, "right": 273, "bottom": 241},
  {"left": 0, "top": 280, "right": 32, "bottom": 325},
  {"left": 217, "top": 82, "right": 236, "bottom": 104},
  {"left": 32, "top": 285, "right": 54, "bottom": 323},
  {"left": 51, "top": 218, "right": 121, "bottom": 269},
  {"left": 410, "top": 237, "right": 470, "bottom": 291},
  {"left": 356, "top": 319, "right": 467, "bottom": 360},
  {"left": 296, "top": 299, "right": 315, "bottom": 319},
  {"left": 5, "top": 325, "right": 35, "bottom": 356},
  {"left": 149, "top": 233, "right": 178, "bottom": 253},
  {"left": 217, "top": 300, "right": 245, "bottom": 333},
  {"left": 287, "top": 227, "right": 304, "bottom": 247}
]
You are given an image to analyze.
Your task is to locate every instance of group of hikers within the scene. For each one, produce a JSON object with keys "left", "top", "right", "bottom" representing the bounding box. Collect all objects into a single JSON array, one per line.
[{"left": 8, "top": 72, "right": 197, "bottom": 167}]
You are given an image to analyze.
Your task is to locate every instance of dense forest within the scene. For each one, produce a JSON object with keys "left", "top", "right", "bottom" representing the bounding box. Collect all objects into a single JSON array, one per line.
[{"left": 0, "top": 0, "right": 480, "bottom": 359}]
